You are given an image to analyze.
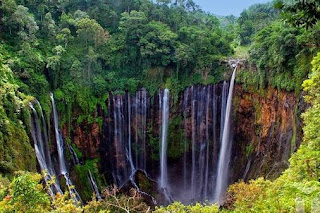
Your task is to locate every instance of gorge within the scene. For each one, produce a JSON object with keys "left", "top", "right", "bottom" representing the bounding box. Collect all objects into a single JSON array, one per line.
[{"left": 27, "top": 61, "right": 303, "bottom": 206}]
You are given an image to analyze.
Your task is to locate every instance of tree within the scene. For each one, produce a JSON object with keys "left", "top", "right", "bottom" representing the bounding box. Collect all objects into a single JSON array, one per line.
[
  {"left": 42, "top": 12, "right": 56, "bottom": 39},
  {"left": 119, "top": 10, "right": 147, "bottom": 43},
  {"left": 276, "top": 0, "right": 320, "bottom": 29},
  {"left": 139, "top": 21, "right": 177, "bottom": 67},
  {"left": 56, "top": 28, "right": 73, "bottom": 48},
  {"left": 76, "top": 17, "right": 109, "bottom": 49},
  {"left": 237, "top": 2, "right": 279, "bottom": 45},
  {"left": 4, "top": 5, "right": 39, "bottom": 42},
  {"left": 85, "top": 46, "right": 98, "bottom": 81},
  {"left": 118, "top": 10, "right": 148, "bottom": 70},
  {"left": 47, "top": 46, "right": 66, "bottom": 88}
]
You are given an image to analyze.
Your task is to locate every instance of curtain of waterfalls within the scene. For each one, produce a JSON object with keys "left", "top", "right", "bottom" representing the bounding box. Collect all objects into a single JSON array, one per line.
[
  {"left": 108, "top": 89, "right": 149, "bottom": 186},
  {"left": 181, "top": 85, "right": 222, "bottom": 202}
]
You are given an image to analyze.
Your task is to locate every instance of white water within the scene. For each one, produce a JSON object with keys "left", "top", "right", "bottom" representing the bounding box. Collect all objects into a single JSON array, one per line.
[
  {"left": 29, "top": 102, "right": 62, "bottom": 196},
  {"left": 88, "top": 170, "right": 102, "bottom": 200},
  {"left": 50, "top": 93, "right": 81, "bottom": 203},
  {"left": 133, "top": 89, "right": 148, "bottom": 171},
  {"left": 68, "top": 143, "right": 80, "bottom": 165},
  {"left": 220, "top": 81, "right": 229, "bottom": 145},
  {"left": 50, "top": 93, "right": 67, "bottom": 175},
  {"left": 160, "top": 89, "right": 169, "bottom": 190},
  {"left": 183, "top": 87, "right": 189, "bottom": 191},
  {"left": 213, "top": 68, "right": 237, "bottom": 203},
  {"left": 112, "top": 95, "right": 128, "bottom": 185},
  {"left": 127, "top": 94, "right": 135, "bottom": 174},
  {"left": 204, "top": 86, "right": 211, "bottom": 198},
  {"left": 191, "top": 86, "right": 196, "bottom": 198}
]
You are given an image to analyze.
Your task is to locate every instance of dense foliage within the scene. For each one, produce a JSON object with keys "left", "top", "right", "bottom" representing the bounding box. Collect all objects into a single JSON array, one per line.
[
  {"left": 0, "top": 53, "right": 36, "bottom": 175},
  {"left": 277, "top": 0, "right": 320, "bottom": 29},
  {"left": 237, "top": 2, "right": 279, "bottom": 45},
  {"left": 0, "top": 0, "right": 233, "bottom": 113},
  {"left": 0, "top": 171, "right": 151, "bottom": 212}
]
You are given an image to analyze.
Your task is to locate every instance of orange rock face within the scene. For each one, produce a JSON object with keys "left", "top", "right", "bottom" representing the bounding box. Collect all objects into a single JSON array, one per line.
[
  {"left": 63, "top": 121, "right": 101, "bottom": 158},
  {"left": 231, "top": 85, "right": 303, "bottom": 181}
]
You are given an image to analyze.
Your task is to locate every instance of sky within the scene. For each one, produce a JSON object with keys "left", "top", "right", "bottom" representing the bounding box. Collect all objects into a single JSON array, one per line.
[{"left": 193, "top": 0, "right": 271, "bottom": 16}]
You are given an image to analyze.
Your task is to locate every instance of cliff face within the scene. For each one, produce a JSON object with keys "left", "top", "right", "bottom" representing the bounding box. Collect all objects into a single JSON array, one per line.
[
  {"left": 62, "top": 84, "right": 304, "bottom": 191},
  {"left": 231, "top": 86, "right": 303, "bottom": 182}
]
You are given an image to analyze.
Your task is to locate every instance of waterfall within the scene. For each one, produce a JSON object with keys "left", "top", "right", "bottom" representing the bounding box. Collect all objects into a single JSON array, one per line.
[
  {"left": 160, "top": 89, "right": 169, "bottom": 191},
  {"left": 183, "top": 87, "right": 189, "bottom": 192},
  {"left": 190, "top": 86, "right": 196, "bottom": 198},
  {"left": 185, "top": 85, "right": 217, "bottom": 201},
  {"left": 50, "top": 93, "right": 67, "bottom": 175},
  {"left": 204, "top": 86, "right": 211, "bottom": 198},
  {"left": 68, "top": 143, "right": 80, "bottom": 165},
  {"left": 213, "top": 68, "right": 237, "bottom": 203},
  {"left": 50, "top": 93, "right": 81, "bottom": 203},
  {"left": 127, "top": 94, "right": 135, "bottom": 174},
  {"left": 107, "top": 90, "right": 149, "bottom": 187},
  {"left": 220, "top": 81, "right": 229, "bottom": 145},
  {"left": 88, "top": 170, "right": 102, "bottom": 200},
  {"left": 133, "top": 89, "right": 148, "bottom": 171},
  {"left": 100, "top": 82, "right": 236, "bottom": 203},
  {"left": 29, "top": 102, "right": 62, "bottom": 196},
  {"left": 112, "top": 95, "right": 129, "bottom": 185},
  {"left": 35, "top": 100, "right": 53, "bottom": 173}
]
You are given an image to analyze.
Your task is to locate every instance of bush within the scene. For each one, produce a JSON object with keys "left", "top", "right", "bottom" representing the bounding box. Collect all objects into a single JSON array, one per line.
[
  {"left": 0, "top": 172, "right": 51, "bottom": 213},
  {"left": 154, "top": 202, "right": 219, "bottom": 213}
]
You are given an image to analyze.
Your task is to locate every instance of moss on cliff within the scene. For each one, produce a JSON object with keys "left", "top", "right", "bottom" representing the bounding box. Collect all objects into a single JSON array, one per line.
[
  {"left": 73, "top": 159, "right": 102, "bottom": 202},
  {"left": 0, "top": 62, "right": 37, "bottom": 175}
]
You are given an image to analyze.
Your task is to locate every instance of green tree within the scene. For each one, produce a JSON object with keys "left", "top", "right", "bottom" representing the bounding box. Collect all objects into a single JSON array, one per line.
[
  {"left": 276, "top": 0, "right": 320, "bottom": 29},
  {"left": 47, "top": 45, "right": 66, "bottom": 88},
  {"left": 238, "top": 2, "right": 279, "bottom": 45},
  {"left": 8, "top": 5, "right": 38, "bottom": 42},
  {"left": 139, "top": 21, "right": 177, "bottom": 67},
  {"left": 76, "top": 17, "right": 109, "bottom": 49}
]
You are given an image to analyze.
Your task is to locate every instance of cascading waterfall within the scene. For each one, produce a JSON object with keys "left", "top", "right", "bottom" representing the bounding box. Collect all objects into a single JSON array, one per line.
[
  {"left": 220, "top": 81, "right": 229, "bottom": 145},
  {"left": 68, "top": 143, "right": 80, "bottom": 165},
  {"left": 112, "top": 95, "right": 129, "bottom": 185},
  {"left": 29, "top": 102, "right": 62, "bottom": 197},
  {"left": 183, "top": 87, "right": 189, "bottom": 192},
  {"left": 213, "top": 68, "right": 237, "bottom": 204},
  {"left": 88, "top": 170, "right": 102, "bottom": 200},
  {"left": 50, "top": 93, "right": 81, "bottom": 203},
  {"left": 182, "top": 85, "right": 220, "bottom": 202},
  {"left": 51, "top": 93, "right": 67, "bottom": 175},
  {"left": 30, "top": 82, "right": 234, "bottom": 204},
  {"left": 159, "top": 89, "right": 169, "bottom": 192},
  {"left": 107, "top": 90, "right": 148, "bottom": 186},
  {"left": 102, "top": 77, "right": 236, "bottom": 204},
  {"left": 133, "top": 89, "right": 148, "bottom": 171},
  {"left": 127, "top": 93, "right": 135, "bottom": 174},
  {"left": 175, "top": 80, "right": 236, "bottom": 203},
  {"left": 35, "top": 100, "right": 53, "bottom": 173}
]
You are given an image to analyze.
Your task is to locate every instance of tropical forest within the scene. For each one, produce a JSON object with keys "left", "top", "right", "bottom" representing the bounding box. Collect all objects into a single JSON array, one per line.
[{"left": 0, "top": 0, "right": 319, "bottom": 212}]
